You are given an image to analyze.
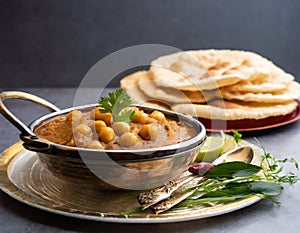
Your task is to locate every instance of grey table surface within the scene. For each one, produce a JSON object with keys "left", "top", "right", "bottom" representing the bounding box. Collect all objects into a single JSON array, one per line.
[{"left": 0, "top": 88, "right": 299, "bottom": 233}]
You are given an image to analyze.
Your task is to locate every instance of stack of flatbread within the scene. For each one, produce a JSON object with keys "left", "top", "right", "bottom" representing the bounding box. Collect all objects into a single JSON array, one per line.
[{"left": 120, "top": 49, "right": 300, "bottom": 127}]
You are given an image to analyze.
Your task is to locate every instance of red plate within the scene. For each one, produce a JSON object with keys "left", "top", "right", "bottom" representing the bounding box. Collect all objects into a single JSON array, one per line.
[{"left": 198, "top": 99, "right": 300, "bottom": 133}]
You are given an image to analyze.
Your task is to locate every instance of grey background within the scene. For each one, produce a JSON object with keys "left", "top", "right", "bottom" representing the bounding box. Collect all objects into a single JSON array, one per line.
[{"left": 1, "top": 0, "right": 300, "bottom": 88}]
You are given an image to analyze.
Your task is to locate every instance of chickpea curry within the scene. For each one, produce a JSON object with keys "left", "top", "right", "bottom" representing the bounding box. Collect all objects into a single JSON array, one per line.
[
  {"left": 34, "top": 89, "right": 196, "bottom": 150},
  {"left": 34, "top": 107, "right": 196, "bottom": 150}
]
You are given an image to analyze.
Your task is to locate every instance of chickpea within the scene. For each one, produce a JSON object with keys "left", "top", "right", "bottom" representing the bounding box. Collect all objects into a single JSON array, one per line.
[
  {"left": 150, "top": 110, "right": 166, "bottom": 123},
  {"left": 119, "top": 132, "right": 139, "bottom": 147},
  {"left": 148, "top": 123, "right": 164, "bottom": 140},
  {"left": 92, "top": 107, "right": 113, "bottom": 125},
  {"left": 94, "top": 120, "right": 107, "bottom": 133},
  {"left": 111, "top": 122, "right": 130, "bottom": 135},
  {"left": 73, "top": 124, "right": 92, "bottom": 135},
  {"left": 98, "top": 127, "right": 115, "bottom": 143},
  {"left": 132, "top": 110, "right": 154, "bottom": 124},
  {"left": 139, "top": 124, "right": 151, "bottom": 140},
  {"left": 86, "top": 140, "right": 104, "bottom": 149},
  {"left": 139, "top": 123, "right": 164, "bottom": 140},
  {"left": 66, "top": 110, "right": 83, "bottom": 125}
]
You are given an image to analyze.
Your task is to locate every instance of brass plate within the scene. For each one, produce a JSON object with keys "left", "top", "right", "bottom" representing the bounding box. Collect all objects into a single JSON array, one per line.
[{"left": 0, "top": 141, "right": 261, "bottom": 223}]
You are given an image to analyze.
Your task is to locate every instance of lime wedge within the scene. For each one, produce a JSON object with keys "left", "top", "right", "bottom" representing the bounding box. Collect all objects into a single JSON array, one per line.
[
  {"left": 221, "top": 137, "right": 237, "bottom": 154},
  {"left": 196, "top": 136, "right": 225, "bottom": 163}
]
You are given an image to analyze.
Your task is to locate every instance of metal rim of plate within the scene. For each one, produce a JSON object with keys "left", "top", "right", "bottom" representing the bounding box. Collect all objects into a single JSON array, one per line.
[{"left": 0, "top": 141, "right": 262, "bottom": 224}]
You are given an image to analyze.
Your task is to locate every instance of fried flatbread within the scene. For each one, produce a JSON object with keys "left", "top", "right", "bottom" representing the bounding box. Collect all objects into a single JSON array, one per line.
[
  {"left": 120, "top": 49, "right": 300, "bottom": 121},
  {"left": 120, "top": 71, "right": 151, "bottom": 103},
  {"left": 150, "top": 50, "right": 274, "bottom": 91},
  {"left": 172, "top": 100, "right": 298, "bottom": 120},
  {"left": 120, "top": 71, "right": 171, "bottom": 110},
  {"left": 136, "top": 71, "right": 218, "bottom": 103},
  {"left": 219, "top": 67, "right": 294, "bottom": 93},
  {"left": 220, "top": 81, "right": 300, "bottom": 103}
]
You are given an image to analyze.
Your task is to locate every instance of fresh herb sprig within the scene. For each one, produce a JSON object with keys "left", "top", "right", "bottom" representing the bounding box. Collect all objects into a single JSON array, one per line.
[
  {"left": 230, "top": 129, "right": 242, "bottom": 143},
  {"left": 257, "top": 139, "right": 299, "bottom": 185},
  {"left": 98, "top": 89, "right": 136, "bottom": 123}
]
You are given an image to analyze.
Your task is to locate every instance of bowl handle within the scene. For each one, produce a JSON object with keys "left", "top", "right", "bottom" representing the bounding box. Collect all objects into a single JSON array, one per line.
[{"left": 0, "top": 91, "right": 60, "bottom": 137}]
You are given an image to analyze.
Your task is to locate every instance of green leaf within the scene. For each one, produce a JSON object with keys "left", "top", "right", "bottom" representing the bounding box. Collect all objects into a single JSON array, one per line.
[
  {"left": 98, "top": 89, "right": 136, "bottom": 123},
  {"left": 205, "top": 162, "right": 261, "bottom": 178},
  {"left": 115, "top": 109, "right": 136, "bottom": 123},
  {"left": 250, "top": 181, "right": 282, "bottom": 196},
  {"left": 99, "top": 97, "right": 112, "bottom": 113},
  {"left": 176, "top": 194, "right": 255, "bottom": 208},
  {"left": 202, "top": 185, "right": 251, "bottom": 198},
  {"left": 225, "top": 181, "right": 282, "bottom": 196}
]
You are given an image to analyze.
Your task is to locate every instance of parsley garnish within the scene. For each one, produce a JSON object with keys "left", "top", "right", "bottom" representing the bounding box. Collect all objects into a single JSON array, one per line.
[{"left": 98, "top": 89, "right": 136, "bottom": 123}]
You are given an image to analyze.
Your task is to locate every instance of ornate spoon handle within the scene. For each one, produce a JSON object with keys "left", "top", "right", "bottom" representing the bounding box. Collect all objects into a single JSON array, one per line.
[
  {"left": 137, "top": 174, "right": 196, "bottom": 210},
  {"left": 151, "top": 189, "right": 198, "bottom": 214},
  {"left": 138, "top": 162, "right": 215, "bottom": 209}
]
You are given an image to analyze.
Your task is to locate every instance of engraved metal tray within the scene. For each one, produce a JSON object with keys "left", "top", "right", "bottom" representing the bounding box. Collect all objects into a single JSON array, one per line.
[{"left": 0, "top": 141, "right": 261, "bottom": 223}]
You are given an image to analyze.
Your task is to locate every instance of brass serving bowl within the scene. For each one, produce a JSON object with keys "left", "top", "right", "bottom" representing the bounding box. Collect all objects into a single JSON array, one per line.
[{"left": 0, "top": 91, "right": 206, "bottom": 190}]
